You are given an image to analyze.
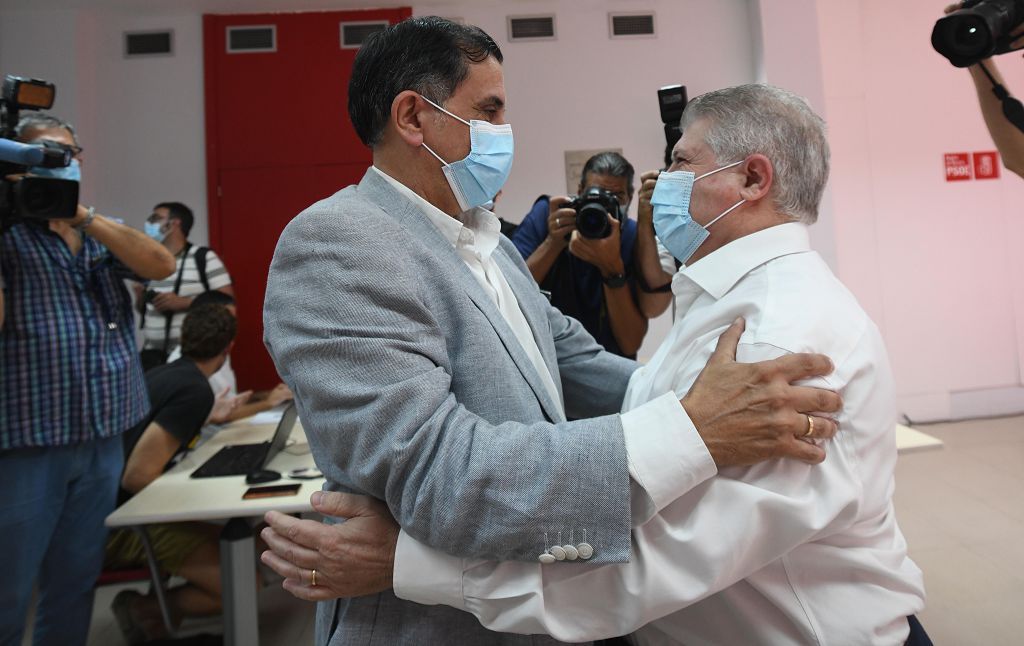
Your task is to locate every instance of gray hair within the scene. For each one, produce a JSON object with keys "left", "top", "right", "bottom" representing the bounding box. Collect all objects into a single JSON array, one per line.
[
  {"left": 680, "top": 84, "right": 829, "bottom": 224},
  {"left": 580, "top": 151, "right": 635, "bottom": 195},
  {"left": 14, "top": 112, "right": 79, "bottom": 146}
]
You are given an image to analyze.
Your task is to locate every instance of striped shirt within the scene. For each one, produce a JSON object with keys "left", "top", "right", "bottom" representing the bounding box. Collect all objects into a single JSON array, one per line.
[
  {"left": 141, "top": 244, "right": 231, "bottom": 352},
  {"left": 0, "top": 221, "right": 150, "bottom": 449}
]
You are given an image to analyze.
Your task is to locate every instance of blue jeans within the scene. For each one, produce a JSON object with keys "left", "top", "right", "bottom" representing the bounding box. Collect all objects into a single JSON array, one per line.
[{"left": 0, "top": 435, "right": 123, "bottom": 646}]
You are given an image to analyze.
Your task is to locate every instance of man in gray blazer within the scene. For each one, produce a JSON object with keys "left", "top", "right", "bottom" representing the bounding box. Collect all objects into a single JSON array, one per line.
[{"left": 261, "top": 17, "right": 840, "bottom": 646}]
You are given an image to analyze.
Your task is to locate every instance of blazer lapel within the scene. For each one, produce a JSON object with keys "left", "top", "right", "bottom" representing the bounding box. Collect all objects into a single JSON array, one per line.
[{"left": 356, "top": 170, "right": 566, "bottom": 423}]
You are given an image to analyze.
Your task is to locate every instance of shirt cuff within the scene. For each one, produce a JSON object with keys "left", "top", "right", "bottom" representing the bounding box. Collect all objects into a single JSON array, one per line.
[
  {"left": 622, "top": 390, "right": 717, "bottom": 516},
  {"left": 393, "top": 529, "right": 467, "bottom": 610}
]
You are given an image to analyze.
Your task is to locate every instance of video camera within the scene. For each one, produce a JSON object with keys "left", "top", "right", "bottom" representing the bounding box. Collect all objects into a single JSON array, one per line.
[
  {"left": 933, "top": 0, "right": 1024, "bottom": 67},
  {"left": 658, "top": 84, "right": 687, "bottom": 168},
  {"left": 564, "top": 186, "right": 623, "bottom": 239},
  {"left": 0, "top": 75, "right": 79, "bottom": 229}
]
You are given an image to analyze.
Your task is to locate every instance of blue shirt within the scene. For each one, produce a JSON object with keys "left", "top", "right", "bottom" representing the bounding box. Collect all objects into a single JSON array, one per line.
[
  {"left": 0, "top": 222, "right": 149, "bottom": 449},
  {"left": 511, "top": 196, "right": 638, "bottom": 358}
]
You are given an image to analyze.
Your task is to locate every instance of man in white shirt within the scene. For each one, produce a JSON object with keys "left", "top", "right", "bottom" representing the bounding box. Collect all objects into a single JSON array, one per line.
[
  {"left": 265, "top": 83, "right": 928, "bottom": 645},
  {"left": 138, "top": 202, "right": 233, "bottom": 362},
  {"left": 260, "top": 17, "right": 846, "bottom": 646}
]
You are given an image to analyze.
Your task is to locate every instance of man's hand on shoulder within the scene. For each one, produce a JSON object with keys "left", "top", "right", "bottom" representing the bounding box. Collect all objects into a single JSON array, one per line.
[
  {"left": 262, "top": 491, "right": 398, "bottom": 602},
  {"left": 682, "top": 318, "right": 841, "bottom": 467}
]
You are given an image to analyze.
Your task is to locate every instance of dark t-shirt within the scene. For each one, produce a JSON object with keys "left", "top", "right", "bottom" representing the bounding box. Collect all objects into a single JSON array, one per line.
[
  {"left": 511, "top": 196, "right": 639, "bottom": 358},
  {"left": 119, "top": 358, "right": 213, "bottom": 501}
]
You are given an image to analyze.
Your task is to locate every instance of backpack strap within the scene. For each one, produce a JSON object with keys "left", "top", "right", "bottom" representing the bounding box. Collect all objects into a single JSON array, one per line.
[{"left": 194, "top": 246, "right": 211, "bottom": 293}]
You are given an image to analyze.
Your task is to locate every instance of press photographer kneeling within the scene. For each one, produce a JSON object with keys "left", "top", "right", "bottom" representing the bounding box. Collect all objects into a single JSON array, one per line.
[{"left": 512, "top": 152, "right": 670, "bottom": 358}]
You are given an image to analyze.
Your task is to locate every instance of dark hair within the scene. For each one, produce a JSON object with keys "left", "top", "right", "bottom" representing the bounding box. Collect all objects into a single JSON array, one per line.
[
  {"left": 180, "top": 303, "right": 236, "bottom": 361},
  {"left": 348, "top": 16, "right": 503, "bottom": 147},
  {"left": 190, "top": 290, "right": 235, "bottom": 309},
  {"left": 154, "top": 201, "right": 194, "bottom": 237},
  {"left": 15, "top": 112, "right": 79, "bottom": 146},
  {"left": 580, "top": 152, "right": 636, "bottom": 196}
]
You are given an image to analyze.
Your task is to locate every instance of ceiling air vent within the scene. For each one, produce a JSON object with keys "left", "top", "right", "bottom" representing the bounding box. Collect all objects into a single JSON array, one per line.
[
  {"left": 609, "top": 13, "right": 656, "bottom": 39},
  {"left": 227, "top": 25, "right": 276, "bottom": 53},
  {"left": 124, "top": 31, "right": 173, "bottom": 57},
  {"left": 340, "top": 21, "right": 388, "bottom": 49},
  {"left": 508, "top": 15, "right": 556, "bottom": 41}
]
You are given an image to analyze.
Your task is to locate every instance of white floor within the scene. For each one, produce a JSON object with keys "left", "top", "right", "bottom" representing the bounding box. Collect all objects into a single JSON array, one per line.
[
  {"left": 892, "top": 415, "right": 1024, "bottom": 644},
  {"left": 23, "top": 415, "right": 1022, "bottom": 645}
]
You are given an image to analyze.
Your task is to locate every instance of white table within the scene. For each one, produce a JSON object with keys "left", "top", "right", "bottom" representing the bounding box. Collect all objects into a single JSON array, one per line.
[{"left": 106, "top": 417, "right": 323, "bottom": 646}]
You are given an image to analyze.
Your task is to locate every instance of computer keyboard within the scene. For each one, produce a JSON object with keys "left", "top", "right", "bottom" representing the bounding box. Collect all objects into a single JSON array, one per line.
[{"left": 191, "top": 442, "right": 270, "bottom": 478}]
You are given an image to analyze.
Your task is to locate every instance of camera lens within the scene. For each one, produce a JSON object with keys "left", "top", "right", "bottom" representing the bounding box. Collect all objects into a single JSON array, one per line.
[
  {"left": 15, "top": 177, "right": 79, "bottom": 220},
  {"left": 951, "top": 15, "right": 991, "bottom": 58},
  {"left": 577, "top": 202, "right": 610, "bottom": 239}
]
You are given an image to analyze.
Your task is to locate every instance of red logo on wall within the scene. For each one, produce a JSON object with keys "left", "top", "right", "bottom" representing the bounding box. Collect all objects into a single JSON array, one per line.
[
  {"left": 944, "top": 153, "right": 973, "bottom": 181},
  {"left": 973, "top": 151, "right": 1000, "bottom": 179}
]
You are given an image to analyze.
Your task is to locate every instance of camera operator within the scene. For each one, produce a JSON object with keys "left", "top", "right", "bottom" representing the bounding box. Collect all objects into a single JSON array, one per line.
[
  {"left": 511, "top": 152, "right": 673, "bottom": 358},
  {"left": 943, "top": 1, "right": 1024, "bottom": 177},
  {"left": 0, "top": 112, "right": 175, "bottom": 646}
]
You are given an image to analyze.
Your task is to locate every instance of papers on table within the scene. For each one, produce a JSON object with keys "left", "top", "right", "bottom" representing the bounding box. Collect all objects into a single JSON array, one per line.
[{"left": 249, "top": 410, "right": 284, "bottom": 425}]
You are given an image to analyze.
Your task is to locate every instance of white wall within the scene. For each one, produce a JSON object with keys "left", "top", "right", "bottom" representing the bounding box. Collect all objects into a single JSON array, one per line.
[
  {"left": 4, "top": 0, "right": 1024, "bottom": 420},
  {"left": 0, "top": 0, "right": 756, "bottom": 361},
  {"left": 0, "top": 8, "right": 209, "bottom": 242},
  {"left": 811, "top": 0, "right": 1024, "bottom": 421}
]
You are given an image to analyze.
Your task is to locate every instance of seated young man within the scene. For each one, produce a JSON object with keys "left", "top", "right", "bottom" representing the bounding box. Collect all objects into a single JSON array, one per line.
[
  {"left": 166, "top": 290, "right": 293, "bottom": 426},
  {"left": 104, "top": 303, "right": 236, "bottom": 644}
]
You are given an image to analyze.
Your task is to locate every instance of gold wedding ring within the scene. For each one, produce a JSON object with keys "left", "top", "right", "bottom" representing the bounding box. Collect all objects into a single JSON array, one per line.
[
  {"left": 311, "top": 568, "right": 318, "bottom": 587},
  {"left": 804, "top": 415, "right": 814, "bottom": 438}
]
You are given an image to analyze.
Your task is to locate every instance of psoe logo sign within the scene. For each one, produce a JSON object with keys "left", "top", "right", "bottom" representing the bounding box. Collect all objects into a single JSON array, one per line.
[
  {"left": 944, "top": 152, "right": 973, "bottom": 181},
  {"left": 973, "top": 151, "right": 1000, "bottom": 180}
]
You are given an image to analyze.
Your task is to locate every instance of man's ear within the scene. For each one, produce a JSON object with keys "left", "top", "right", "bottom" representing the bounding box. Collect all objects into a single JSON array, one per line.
[
  {"left": 739, "top": 154, "right": 773, "bottom": 202},
  {"left": 390, "top": 90, "right": 428, "bottom": 147}
]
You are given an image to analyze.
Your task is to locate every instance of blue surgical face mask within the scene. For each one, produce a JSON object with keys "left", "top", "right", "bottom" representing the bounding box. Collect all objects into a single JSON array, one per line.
[
  {"left": 419, "top": 95, "right": 514, "bottom": 212},
  {"left": 29, "top": 158, "right": 81, "bottom": 182},
  {"left": 144, "top": 221, "right": 168, "bottom": 242},
  {"left": 650, "top": 160, "right": 746, "bottom": 265}
]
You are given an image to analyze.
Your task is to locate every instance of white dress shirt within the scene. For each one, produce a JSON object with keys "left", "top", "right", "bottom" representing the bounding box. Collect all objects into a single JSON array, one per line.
[
  {"left": 394, "top": 222, "right": 925, "bottom": 645},
  {"left": 371, "top": 166, "right": 713, "bottom": 546}
]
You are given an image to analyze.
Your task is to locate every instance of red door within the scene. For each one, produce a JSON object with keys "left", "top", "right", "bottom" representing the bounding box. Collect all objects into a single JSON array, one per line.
[{"left": 203, "top": 8, "right": 411, "bottom": 391}]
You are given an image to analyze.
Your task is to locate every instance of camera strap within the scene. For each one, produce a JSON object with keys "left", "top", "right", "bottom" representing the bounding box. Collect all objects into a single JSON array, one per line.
[
  {"left": 161, "top": 243, "right": 192, "bottom": 351},
  {"left": 139, "top": 243, "right": 191, "bottom": 344},
  {"left": 978, "top": 60, "right": 1024, "bottom": 135}
]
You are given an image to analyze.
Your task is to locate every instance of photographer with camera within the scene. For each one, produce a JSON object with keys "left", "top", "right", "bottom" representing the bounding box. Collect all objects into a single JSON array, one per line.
[
  {"left": 512, "top": 152, "right": 670, "bottom": 358},
  {"left": 137, "top": 201, "right": 233, "bottom": 370},
  {"left": 937, "top": 1, "right": 1024, "bottom": 177},
  {"left": 0, "top": 111, "right": 175, "bottom": 646}
]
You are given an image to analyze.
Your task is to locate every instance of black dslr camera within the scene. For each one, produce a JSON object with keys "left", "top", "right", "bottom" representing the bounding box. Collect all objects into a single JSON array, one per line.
[
  {"left": 564, "top": 186, "right": 623, "bottom": 239},
  {"left": 933, "top": 0, "right": 1024, "bottom": 67},
  {"left": 0, "top": 75, "right": 79, "bottom": 230},
  {"left": 658, "top": 84, "right": 687, "bottom": 168}
]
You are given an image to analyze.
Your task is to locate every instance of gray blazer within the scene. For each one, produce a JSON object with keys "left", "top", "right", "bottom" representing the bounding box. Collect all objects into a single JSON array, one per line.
[{"left": 264, "top": 169, "right": 638, "bottom": 645}]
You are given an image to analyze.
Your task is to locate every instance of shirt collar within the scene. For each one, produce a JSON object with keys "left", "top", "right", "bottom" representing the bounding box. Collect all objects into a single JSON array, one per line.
[
  {"left": 674, "top": 222, "right": 812, "bottom": 300},
  {"left": 370, "top": 166, "right": 500, "bottom": 261}
]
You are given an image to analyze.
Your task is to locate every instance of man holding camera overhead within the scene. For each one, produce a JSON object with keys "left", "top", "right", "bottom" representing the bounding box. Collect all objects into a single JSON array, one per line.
[
  {"left": 512, "top": 152, "right": 675, "bottom": 358},
  {"left": 0, "top": 111, "right": 175, "bottom": 646}
]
